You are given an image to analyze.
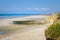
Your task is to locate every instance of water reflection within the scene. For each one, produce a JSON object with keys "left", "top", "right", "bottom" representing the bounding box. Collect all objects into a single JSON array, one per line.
[{"left": 0, "top": 31, "right": 6, "bottom": 34}]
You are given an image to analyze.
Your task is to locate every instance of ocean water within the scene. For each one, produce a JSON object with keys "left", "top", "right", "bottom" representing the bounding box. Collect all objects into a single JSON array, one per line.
[{"left": 0, "top": 14, "right": 36, "bottom": 19}]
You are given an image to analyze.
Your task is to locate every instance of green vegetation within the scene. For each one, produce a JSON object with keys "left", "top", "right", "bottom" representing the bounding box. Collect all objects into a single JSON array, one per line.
[
  {"left": 57, "top": 13, "right": 60, "bottom": 19},
  {"left": 45, "top": 13, "right": 60, "bottom": 40},
  {"left": 0, "top": 20, "right": 44, "bottom": 33},
  {"left": 13, "top": 20, "right": 36, "bottom": 25},
  {"left": 13, "top": 20, "right": 44, "bottom": 25},
  {"left": 46, "top": 21, "right": 60, "bottom": 38}
]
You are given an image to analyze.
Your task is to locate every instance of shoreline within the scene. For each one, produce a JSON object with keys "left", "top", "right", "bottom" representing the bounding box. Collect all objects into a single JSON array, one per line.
[
  {"left": 0, "top": 15, "right": 50, "bottom": 26},
  {"left": 0, "top": 15, "right": 50, "bottom": 20}
]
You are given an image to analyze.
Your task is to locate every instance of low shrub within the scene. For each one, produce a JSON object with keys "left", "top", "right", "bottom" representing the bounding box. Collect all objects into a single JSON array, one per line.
[{"left": 45, "top": 20, "right": 60, "bottom": 40}]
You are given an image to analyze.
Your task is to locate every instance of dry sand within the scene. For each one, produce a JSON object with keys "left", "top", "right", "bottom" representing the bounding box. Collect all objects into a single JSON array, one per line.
[
  {"left": 0, "top": 15, "right": 52, "bottom": 40},
  {"left": 0, "top": 22, "right": 53, "bottom": 40}
]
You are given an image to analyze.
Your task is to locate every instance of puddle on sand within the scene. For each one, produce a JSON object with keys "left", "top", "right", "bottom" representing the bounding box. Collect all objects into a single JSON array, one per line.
[{"left": 0, "top": 31, "right": 6, "bottom": 34}]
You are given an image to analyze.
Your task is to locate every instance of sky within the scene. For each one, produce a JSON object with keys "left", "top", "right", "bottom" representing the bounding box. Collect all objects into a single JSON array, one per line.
[{"left": 0, "top": 0, "right": 60, "bottom": 14}]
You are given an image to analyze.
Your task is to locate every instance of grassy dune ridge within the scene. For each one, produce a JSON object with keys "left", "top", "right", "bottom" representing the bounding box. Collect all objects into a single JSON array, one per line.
[{"left": 45, "top": 13, "right": 60, "bottom": 40}]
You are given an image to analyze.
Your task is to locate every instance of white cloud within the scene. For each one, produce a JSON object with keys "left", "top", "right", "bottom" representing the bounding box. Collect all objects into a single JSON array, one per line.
[
  {"left": 40, "top": 8, "right": 49, "bottom": 11},
  {"left": 34, "top": 8, "right": 40, "bottom": 10},
  {"left": 1, "top": 8, "right": 50, "bottom": 12},
  {"left": 27, "top": 8, "right": 49, "bottom": 11}
]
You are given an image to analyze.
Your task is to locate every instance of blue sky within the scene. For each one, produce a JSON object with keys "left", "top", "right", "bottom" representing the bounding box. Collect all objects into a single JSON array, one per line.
[{"left": 0, "top": 0, "right": 60, "bottom": 14}]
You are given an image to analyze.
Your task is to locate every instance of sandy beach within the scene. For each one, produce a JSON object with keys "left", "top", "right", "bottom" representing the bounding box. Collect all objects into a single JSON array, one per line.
[
  {"left": 0, "top": 0, "right": 60, "bottom": 40},
  {"left": 0, "top": 15, "right": 52, "bottom": 40},
  {"left": 0, "top": 15, "right": 50, "bottom": 26}
]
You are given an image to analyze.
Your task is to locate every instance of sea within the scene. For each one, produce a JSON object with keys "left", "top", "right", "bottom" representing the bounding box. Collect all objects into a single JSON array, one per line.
[
  {"left": 0, "top": 14, "right": 49, "bottom": 19},
  {"left": 0, "top": 14, "right": 36, "bottom": 19},
  {"left": 0, "top": 14, "right": 35, "bottom": 34},
  {"left": 0, "top": 14, "right": 50, "bottom": 34}
]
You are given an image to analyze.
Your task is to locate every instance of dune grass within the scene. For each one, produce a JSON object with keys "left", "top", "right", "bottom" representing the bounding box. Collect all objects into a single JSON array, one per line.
[{"left": 45, "top": 13, "right": 60, "bottom": 40}]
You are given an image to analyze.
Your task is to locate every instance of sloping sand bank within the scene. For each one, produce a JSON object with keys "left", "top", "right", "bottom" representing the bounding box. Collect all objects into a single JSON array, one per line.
[{"left": 0, "top": 22, "right": 52, "bottom": 40}]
